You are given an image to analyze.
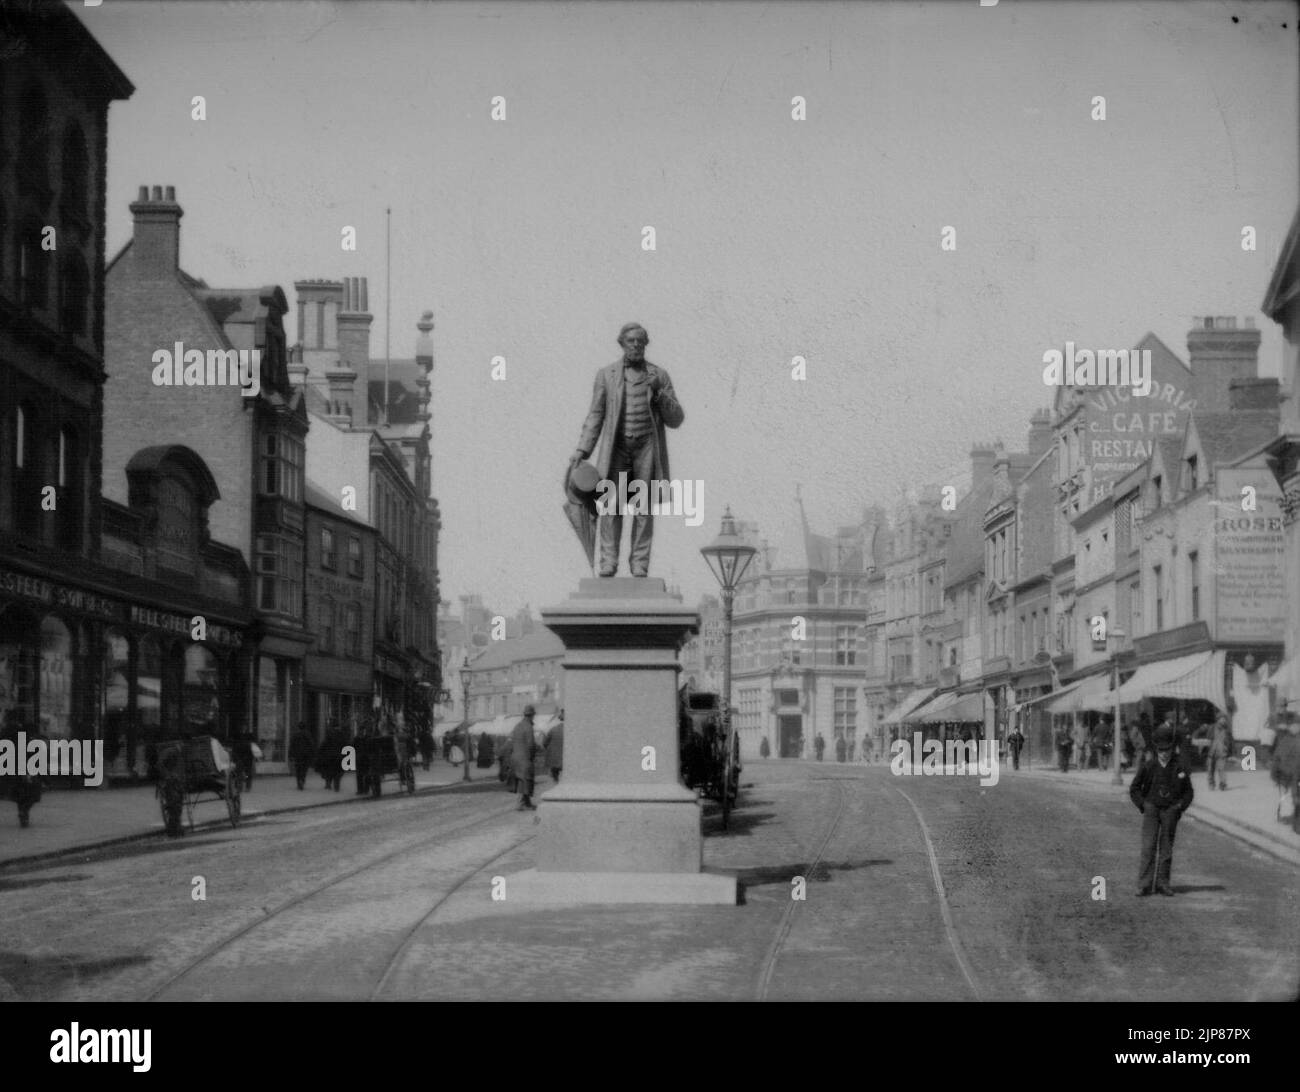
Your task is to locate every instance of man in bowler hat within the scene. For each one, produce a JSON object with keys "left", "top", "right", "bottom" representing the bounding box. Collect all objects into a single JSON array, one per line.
[
  {"left": 570, "top": 322, "right": 685, "bottom": 577},
  {"left": 1129, "top": 723, "right": 1194, "bottom": 896},
  {"left": 511, "top": 705, "right": 539, "bottom": 810}
]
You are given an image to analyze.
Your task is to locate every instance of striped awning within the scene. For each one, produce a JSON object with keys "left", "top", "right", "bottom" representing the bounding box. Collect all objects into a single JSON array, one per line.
[
  {"left": 883, "top": 687, "right": 937, "bottom": 726},
  {"left": 1115, "top": 650, "right": 1226, "bottom": 711},
  {"left": 1045, "top": 673, "right": 1115, "bottom": 714},
  {"left": 910, "top": 689, "right": 985, "bottom": 724},
  {"left": 1014, "top": 681, "right": 1081, "bottom": 711}
]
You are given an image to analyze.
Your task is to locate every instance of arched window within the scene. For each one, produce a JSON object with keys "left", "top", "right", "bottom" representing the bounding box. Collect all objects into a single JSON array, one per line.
[
  {"left": 18, "top": 219, "right": 48, "bottom": 310},
  {"left": 17, "top": 83, "right": 50, "bottom": 195},
  {"left": 58, "top": 251, "right": 88, "bottom": 336},
  {"left": 61, "top": 123, "right": 89, "bottom": 221}
]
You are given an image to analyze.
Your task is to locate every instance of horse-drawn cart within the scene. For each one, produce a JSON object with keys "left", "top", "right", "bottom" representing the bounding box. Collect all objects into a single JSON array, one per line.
[{"left": 156, "top": 736, "right": 242, "bottom": 835}]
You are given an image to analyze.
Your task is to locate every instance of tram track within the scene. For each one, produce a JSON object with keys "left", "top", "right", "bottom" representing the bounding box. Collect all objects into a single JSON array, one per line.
[
  {"left": 754, "top": 776, "right": 849, "bottom": 1000},
  {"left": 141, "top": 803, "right": 532, "bottom": 1001}
]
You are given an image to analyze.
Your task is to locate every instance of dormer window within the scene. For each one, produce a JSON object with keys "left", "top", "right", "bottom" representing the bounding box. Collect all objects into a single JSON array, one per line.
[
  {"left": 1151, "top": 475, "right": 1162, "bottom": 510},
  {"left": 1186, "top": 455, "right": 1198, "bottom": 492}
]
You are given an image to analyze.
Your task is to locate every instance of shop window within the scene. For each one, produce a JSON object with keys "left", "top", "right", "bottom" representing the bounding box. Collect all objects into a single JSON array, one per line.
[
  {"left": 136, "top": 636, "right": 164, "bottom": 753},
  {"left": 39, "top": 615, "right": 73, "bottom": 739},
  {"left": 101, "top": 629, "right": 133, "bottom": 770},
  {"left": 182, "top": 644, "right": 220, "bottom": 737},
  {"left": 0, "top": 607, "right": 39, "bottom": 730}
]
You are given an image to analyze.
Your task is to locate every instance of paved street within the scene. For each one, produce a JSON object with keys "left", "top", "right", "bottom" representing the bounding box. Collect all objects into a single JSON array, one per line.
[{"left": 2, "top": 761, "right": 1295, "bottom": 1002}]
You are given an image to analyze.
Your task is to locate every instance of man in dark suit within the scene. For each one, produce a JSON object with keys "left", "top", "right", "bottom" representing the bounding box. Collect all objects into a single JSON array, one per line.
[
  {"left": 570, "top": 322, "right": 685, "bottom": 578},
  {"left": 511, "top": 706, "right": 539, "bottom": 810},
  {"left": 1130, "top": 723, "right": 1194, "bottom": 896}
]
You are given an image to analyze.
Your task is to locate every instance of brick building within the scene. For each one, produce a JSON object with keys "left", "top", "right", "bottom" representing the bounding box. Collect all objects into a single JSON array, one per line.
[{"left": 103, "top": 187, "right": 307, "bottom": 769}]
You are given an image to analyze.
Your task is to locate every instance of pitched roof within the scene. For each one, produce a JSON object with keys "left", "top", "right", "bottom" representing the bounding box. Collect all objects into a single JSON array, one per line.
[
  {"left": 1192, "top": 409, "right": 1280, "bottom": 468},
  {"left": 468, "top": 630, "right": 565, "bottom": 671},
  {"left": 1262, "top": 205, "right": 1300, "bottom": 319}
]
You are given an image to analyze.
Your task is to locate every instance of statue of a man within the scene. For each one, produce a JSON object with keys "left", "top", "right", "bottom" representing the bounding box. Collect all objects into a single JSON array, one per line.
[{"left": 570, "top": 322, "right": 685, "bottom": 577}]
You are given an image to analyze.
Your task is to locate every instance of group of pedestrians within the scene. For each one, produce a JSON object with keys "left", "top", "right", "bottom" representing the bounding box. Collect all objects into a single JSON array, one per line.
[{"left": 285, "top": 717, "right": 437, "bottom": 793}]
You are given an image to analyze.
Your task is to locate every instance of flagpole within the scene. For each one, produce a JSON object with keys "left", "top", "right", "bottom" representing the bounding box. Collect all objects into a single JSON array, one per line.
[{"left": 385, "top": 206, "right": 391, "bottom": 427}]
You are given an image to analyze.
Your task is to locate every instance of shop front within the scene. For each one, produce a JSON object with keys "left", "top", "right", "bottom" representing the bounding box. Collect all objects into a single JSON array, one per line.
[{"left": 0, "top": 562, "right": 251, "bottom": 782}]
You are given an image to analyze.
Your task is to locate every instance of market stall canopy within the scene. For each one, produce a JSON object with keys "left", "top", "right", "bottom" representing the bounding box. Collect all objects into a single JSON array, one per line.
[
  {"left": 883, "top": 687, "right": 937, "bottom": 726},
  {"left": 1114, "top": 650, "right": 1226, "bottom": 711},
  {"left": 909, "top": 689, "right": 985, "bottom": 724},
  {"left": 1045, "top": 673, "right": 1115, "bottom": 714}
]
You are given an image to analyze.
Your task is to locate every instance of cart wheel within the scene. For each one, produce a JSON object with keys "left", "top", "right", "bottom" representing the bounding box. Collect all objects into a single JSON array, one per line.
[{"left": 226, "top": 767, "right": 242, "bottom": 828}]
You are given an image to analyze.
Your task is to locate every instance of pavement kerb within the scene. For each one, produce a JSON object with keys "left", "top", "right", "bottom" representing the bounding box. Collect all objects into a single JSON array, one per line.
[
  {"left": 1012, "top": 765, "right": 1300, "bottom": 866},
  {"left": 0, "top": 775, "right": 508, "bottom": 871}
]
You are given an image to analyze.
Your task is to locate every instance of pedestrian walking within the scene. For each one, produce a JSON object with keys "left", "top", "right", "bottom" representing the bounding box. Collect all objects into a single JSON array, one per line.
[
  {"left": 759, "top": 736, "right": 770, "bottom": 759},
  {"left": 1091, "top": 717, "right": 1112, "bottom": 771},
  {"left": 1054, "top": 721, "right": 1073, "bottom": 772},
  {"left": 1205, "top": 713, "right": 1232, "bottom": 792},
  {"left": 1, "top": 716, "right": 41, "bottom": 828},
  {"left": 1270, "top": 706, "right": 1300, "bottom": 826},
  {"left": 835, "top": 735, "right": 846, "bottom": 763},
  {"left": 1073, "top": 720, "right": 1091, "bottom": 770},
  {"left": 289, "top": 723, "right": 315, "bottom": 790},
  {"left": 418, "top": 724, "right": 434, "bottom": 771},
  {"left": 545, "top": 711, "right": 564, "bottom": 783},
  {"left": 511, "top": 706, "right": 539, "bottom": 809},
  {"left": 230, "top": 733, "right": 255, "bottom": 791},
  {"left": 476, "top": 731, "right": 495, "bottom": 769},
  {"left": 1007, "top": 725, "right": 1025, "bottom": 770},
  {"left": 1129, "top": 724, "right": 1194, "bottom": 897},
  {"left": 814, "top": 734, "right": 825, "bottom": 761}
]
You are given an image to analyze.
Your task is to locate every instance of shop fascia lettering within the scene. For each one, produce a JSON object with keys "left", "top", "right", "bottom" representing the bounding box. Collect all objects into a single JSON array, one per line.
[{"left": 0, "top": 566, "right": 241, "bottom": 648}]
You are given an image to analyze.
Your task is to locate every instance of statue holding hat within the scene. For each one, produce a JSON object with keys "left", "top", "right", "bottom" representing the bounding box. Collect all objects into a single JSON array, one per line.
[{"left": 565, "top": 322, "right": 685, "bottom": 577}]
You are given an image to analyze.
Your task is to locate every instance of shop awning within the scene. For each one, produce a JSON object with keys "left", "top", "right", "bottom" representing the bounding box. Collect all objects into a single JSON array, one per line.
[
  {"left": 883, "top": 687, "right": 937, "bottom": 726},
  {"left": 909, "top": 689, "right": 985, "bottom": 724},
  {"left": 1013, "top": 682, "right": 1081, "bottom": 711},
  {"left": 1115, "top": 650, "right": 1226, "bottom": 711},
  {"left": 1045, "top": 673, "right": 1115, "bottom": 714}
]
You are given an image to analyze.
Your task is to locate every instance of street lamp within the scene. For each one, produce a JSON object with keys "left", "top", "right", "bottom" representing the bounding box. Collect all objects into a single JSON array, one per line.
[
  {"left": 1109, "top": 628, "right": 1126, "bottom": 786},
  {"left": 700, "top": 506, "right": 758, "bottom": 829},
  {"left": 459, "top": 655, "right": 472, "bottom": 783}
]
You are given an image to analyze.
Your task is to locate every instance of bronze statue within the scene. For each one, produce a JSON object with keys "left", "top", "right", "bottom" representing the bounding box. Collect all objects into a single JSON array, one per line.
[{"left": 566, "top": 323, "right": 684, "bottom": 577}]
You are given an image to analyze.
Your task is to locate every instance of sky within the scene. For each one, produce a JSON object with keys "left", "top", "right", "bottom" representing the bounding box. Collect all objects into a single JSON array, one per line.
[{"left": 76, "top": 0, "right": 1299, "bottom": 616}]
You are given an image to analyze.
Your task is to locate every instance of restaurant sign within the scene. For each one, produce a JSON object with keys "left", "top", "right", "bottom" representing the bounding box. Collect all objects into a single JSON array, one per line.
[{"left": 1214, "top": 467, "right": 1286, "bottom": 643}]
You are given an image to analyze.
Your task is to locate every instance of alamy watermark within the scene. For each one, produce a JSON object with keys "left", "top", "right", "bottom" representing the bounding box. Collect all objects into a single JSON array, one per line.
[
  {"left": 594, "top": 473, "right": 704, "bottom": 527},
  {"left": 0, "top": 731, "right": 104, "bottom": 787},
  {"left": 151, "top": 342, "right": 261, "bottom": 398},
  {"left": 1042, "top": 344, "right": 1152, "bottom": 397},
  {"left": 890, "top": 734, "right": 1000, "bottom": 786}
]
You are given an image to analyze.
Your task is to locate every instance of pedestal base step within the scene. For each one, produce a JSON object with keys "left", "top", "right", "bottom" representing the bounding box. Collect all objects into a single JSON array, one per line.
[{"left": 505, "top": 868, "right": 737, "bottom": 906}]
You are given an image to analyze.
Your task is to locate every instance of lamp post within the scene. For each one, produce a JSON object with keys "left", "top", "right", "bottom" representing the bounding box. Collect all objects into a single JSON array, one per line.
[
  {"left": 700, "top": 506, "right": 758, "bottom": 829},
  {"left": 1109, "top": 628, "right": 1126, "bottom": 786},
  {"left": 459, "top": 655, "right": 472, "bottom": 783}
]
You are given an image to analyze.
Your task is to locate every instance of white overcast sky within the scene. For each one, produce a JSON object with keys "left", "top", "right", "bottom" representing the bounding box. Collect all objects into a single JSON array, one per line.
[{"left": 78, "top": 0, "right": 1298, "bottom": 615}]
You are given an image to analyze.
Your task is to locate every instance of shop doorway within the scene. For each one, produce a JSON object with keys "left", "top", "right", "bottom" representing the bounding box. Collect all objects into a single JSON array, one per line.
[{"left": 779, "top": 714, "right": 802, "bottom": 758}]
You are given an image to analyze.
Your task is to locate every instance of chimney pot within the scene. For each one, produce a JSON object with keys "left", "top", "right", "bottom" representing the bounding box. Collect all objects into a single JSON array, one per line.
[
  {"left": 165, "top": 185, "right": 175, "bottom": 202},
  {"left": 151, "top": 185, "right": 162, "bottom": 201},
  {"left": 137, "top": 185, "right": 148, "bottom": 202}
]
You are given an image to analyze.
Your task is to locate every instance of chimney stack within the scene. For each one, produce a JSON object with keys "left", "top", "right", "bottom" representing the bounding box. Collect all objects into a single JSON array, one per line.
[
  {"left": 970, "top": 441, "right": 998, "bottom": 488},
  {"left": 1027, "top": 408, "right": 1053, "bottom": 460},
  {"left": 336, "top": 277, "right": 373, "bottom": 421},
  {"left": 129, "top": 184, "right": 183, "bottom": 275},
  {"left": 1187, "top": 315, "right": 1261, "bottom": 414}
]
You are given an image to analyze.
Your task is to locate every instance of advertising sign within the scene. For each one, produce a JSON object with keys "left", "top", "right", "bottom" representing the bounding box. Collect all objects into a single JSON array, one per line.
[{"left": 1215, "top": 467, "right": 1286, "bottom": 643}]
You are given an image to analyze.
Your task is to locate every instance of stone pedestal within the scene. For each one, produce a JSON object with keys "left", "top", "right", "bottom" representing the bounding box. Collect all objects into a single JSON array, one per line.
[{"left": 507, "top": 578, "right": 736, "bottom": 905}]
